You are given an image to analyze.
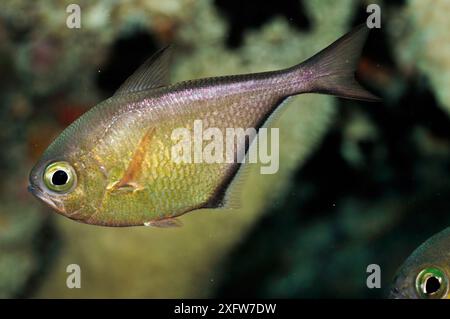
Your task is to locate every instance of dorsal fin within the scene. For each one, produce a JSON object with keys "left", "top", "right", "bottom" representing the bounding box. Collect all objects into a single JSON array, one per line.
[{"left": 114, "top": 45, "right": 172, "bottom": 95}]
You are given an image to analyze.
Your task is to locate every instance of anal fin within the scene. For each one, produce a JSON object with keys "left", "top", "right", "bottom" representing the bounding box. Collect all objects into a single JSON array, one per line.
[{"left": 221, "top": 161, "right": 253, "bottom": 210}]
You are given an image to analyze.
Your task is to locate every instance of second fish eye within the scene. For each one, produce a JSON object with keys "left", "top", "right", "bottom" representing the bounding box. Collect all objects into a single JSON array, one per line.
[{"left": 415, "top": 267, "right": 449, "bottom": 299}]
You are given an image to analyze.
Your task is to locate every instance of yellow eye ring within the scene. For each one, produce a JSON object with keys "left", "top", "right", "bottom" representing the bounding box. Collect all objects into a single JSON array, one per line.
[
  {"left": 415, "top": 267, "right": 449, "bottom": 299},
  {"left": 43, "top": 161, "right": 77, "bottom": 193}
]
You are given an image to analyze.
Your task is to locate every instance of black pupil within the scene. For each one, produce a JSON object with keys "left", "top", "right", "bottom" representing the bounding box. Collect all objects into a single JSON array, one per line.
[
  {"left": 425, "top": 276, "right": 441, "bottom": 295},
  {"left": 52, "top": 170, "right": 68, "bottom": 186}
]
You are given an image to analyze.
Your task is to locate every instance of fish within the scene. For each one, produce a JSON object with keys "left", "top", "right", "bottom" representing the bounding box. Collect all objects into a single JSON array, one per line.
[
  {"left": 28, "top": 24, "right": 379, "bottom": 227},
  {"left": 389, "top": 227, "right": 450, "bottom": 299}
]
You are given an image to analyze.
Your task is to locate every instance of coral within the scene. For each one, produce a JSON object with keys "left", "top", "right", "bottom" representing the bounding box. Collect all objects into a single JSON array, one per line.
[
  {"left": 388, "top": 0, "right": 450, "bottom": 115},
  {"left": 0, "top": 200, "right": 45, "bottom": 298}
]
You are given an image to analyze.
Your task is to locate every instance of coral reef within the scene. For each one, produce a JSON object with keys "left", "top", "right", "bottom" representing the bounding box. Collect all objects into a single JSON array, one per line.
[
  {"left": 388, "top": 0, "right": 450, "bottom": 115},
  {"left": 0, "top": 0, "right": 448, "bottom": 298}
]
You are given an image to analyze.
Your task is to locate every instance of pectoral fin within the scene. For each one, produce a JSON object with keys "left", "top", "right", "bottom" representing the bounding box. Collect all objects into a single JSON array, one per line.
[{"left": 110, "top": 127, "right": 155, "bottom": 192}]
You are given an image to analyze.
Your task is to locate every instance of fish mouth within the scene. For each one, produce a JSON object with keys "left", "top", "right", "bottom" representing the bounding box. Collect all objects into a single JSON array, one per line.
[
  {"left": 28, "top": 184, "right": 66, "bottom": 214},
  {"left": 388, "top": 287, "right": 408, "bottom": 299},
  {"left": 388, "top": 278, "right": 417, "bottom": 299}
]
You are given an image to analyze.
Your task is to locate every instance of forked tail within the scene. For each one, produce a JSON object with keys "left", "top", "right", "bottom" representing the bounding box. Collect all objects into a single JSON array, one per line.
[{"left": 288, "top": 24, "right": 380, "bottom": 102}]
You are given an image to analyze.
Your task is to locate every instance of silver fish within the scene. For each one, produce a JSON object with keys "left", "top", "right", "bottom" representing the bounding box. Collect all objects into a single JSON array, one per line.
[{"left": 28, "top": 24, "right": 379, "bottom": 227}]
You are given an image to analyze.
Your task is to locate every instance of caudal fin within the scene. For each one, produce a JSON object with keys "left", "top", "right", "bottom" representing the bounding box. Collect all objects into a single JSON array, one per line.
[{"left": 296, "top": 24, "right": 380, "bottom": 102}]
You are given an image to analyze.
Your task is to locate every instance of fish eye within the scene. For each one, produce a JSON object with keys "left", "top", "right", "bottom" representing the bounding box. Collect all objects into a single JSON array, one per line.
[
  {"left": 415, "top": 267, "right": 449, "bottom": 299},
  {"left": 43, "top": 161, "right": 77, "bottom": 193}
]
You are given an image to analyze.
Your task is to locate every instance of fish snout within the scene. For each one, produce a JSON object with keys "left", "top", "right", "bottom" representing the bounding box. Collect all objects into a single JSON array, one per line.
[
  {"left": 28, "top": 183, "right": 66, "bottom": 214},
  {"left": 27, "top": 184, "right": 35, "bottom": 194},
  {"left": 388, "top": 286, "right": 407, "bottom": 299},
  {"left": 388, "top": 273, "right": 417, "bottom": 299}
]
